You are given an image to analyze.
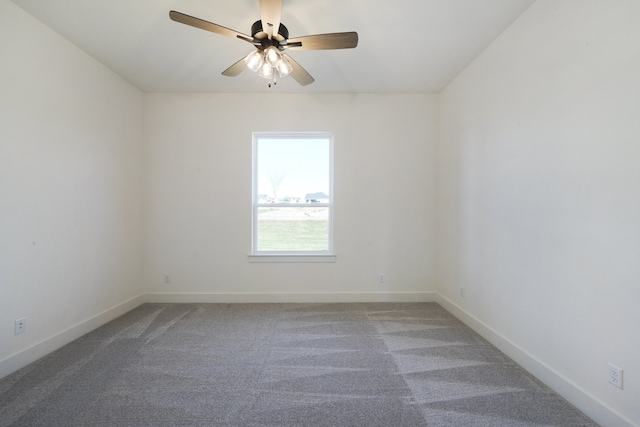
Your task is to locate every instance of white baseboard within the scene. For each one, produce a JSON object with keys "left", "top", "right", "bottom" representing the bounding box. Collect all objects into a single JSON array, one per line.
[
  {"left": 145, "top": 291, "right": 438, "bottom": 304},
  {"left": 436, "top": 294, "right": 636, "bottom": 427},
  {"left": 0, "top": 294, "right": 146, "bottom": 380}
]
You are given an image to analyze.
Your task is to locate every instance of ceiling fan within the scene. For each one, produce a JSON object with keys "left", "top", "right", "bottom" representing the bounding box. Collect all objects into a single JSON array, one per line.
[{"left": 169, "top": 0, "right": 358, "bottom": 87}]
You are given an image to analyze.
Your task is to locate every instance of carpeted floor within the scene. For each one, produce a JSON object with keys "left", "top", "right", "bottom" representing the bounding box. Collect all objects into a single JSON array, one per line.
[{"left": 0, "top": 302, "right": 597, "bottom": 426}]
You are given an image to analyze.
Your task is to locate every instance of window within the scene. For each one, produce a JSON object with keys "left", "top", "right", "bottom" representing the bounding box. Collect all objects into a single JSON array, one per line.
[{"left": 251, "top": 132, "right": 334, "bottom": 260}]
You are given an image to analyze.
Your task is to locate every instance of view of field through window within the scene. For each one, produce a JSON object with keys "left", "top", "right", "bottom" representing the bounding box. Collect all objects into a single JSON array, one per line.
[
  {"left": 257, "top": 207, "right": 329, "bottom": 251},
  {"left": 254, "top": 134, "right": 332, "bottom": 252}
]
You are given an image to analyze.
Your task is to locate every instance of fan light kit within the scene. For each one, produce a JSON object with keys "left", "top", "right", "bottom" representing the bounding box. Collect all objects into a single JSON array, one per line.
[
  {"left": 169, "top": 0, "right": 358, "bottom": 87},
  {"left": 245, "top": 46, "right": 293, "bottom": 87}
]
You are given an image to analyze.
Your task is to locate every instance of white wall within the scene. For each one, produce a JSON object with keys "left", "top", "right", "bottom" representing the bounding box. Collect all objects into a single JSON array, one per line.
[
  {"left": 437, "top": 1, "right": 640, "bottom": 425},
  {"left": 0, "top": 0, "right": 145, "bottom": 377},
  {"left": 143, "top": 93, "right": 438, "bottom": 302}
]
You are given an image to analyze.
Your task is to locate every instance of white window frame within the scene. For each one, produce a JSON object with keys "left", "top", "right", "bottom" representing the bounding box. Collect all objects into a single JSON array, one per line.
[{"left": 249, "top": 132, "right": 335, "bottom": 262}]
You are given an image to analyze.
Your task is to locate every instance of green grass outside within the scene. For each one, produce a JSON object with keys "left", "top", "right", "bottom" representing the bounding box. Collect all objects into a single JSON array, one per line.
[{"left": 257, "top": 220, "right": 329, "bottom": 251}]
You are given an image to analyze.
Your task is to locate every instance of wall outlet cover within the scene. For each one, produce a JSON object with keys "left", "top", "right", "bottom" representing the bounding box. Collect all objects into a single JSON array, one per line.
[
  {"left": 15, "top": 318, "right": 26, "bottom": 335},
  {"left": 608, "top": 363, "right": 623, "bottom": 389}
]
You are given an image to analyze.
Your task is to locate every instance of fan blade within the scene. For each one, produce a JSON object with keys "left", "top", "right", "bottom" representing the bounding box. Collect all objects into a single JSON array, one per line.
[
  {"left": 259, "top": 0, "right": 282, "bottom": 39},
  {"left": 169, "top": 11, "right": 255, "bottom": 44},
  {"left": 283, "top": 54, "right": 314, "bottom": 86},
  {"left": 287, "top": 32, "right": 358, "bottom": 50},
  {"left": 222, "top": 58, "right": 247, "bottom": 77}
]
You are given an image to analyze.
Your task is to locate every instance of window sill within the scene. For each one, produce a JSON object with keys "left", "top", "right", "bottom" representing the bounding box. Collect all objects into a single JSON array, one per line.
[{"left": 248, "top": 254, "right": 336, "bottom": 263}]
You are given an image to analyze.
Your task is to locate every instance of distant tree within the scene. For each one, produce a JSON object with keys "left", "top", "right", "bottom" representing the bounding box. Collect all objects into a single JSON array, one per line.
[{"left": 269, "top": 170, "right": 286, "bottom": 199}]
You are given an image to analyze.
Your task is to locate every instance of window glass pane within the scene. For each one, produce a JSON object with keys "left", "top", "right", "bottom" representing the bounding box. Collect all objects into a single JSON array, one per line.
[
  {"left": 257, "top": 207, "right": 329, "bottom": 251},
  {"left": 257, "top": 138, "right": 329, "bottom": 204}
]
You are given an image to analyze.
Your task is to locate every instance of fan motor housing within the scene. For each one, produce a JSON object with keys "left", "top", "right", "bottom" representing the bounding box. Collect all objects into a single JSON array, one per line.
[{"left": 251, "top": 20, "right": 289, "bottom": 44}]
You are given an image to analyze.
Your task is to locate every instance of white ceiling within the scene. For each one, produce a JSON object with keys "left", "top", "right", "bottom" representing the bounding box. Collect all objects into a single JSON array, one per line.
[{"left": 11, "top": 0, "right": 535, "bottom": 93}]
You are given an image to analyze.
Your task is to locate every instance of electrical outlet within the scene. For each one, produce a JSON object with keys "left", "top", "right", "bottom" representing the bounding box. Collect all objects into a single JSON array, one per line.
[
  {"left": 608, "top": 363, "right": 623, "bottom": 389},
  {"left": 460, "top": 287, "right": 466, "bottom": 298},
  {"left": 15, "top": 318, "right": 26, "bottom": 335},
  {"left": 164, "top": 275, "right": 171, "bottom": 284},
  {"left": 379, "top": 274, "right": 385, "bottom": 283}
]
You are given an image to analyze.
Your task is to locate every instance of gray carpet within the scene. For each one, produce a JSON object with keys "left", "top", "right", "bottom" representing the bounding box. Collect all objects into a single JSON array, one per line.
[{"left": 0, "top": 302, "right": 597, "bottom": 426}]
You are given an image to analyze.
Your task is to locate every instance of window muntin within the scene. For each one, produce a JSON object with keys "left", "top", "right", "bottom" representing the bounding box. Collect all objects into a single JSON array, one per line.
[{"left": 252, "top": 133, "right": 333, "bottom": 255}]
